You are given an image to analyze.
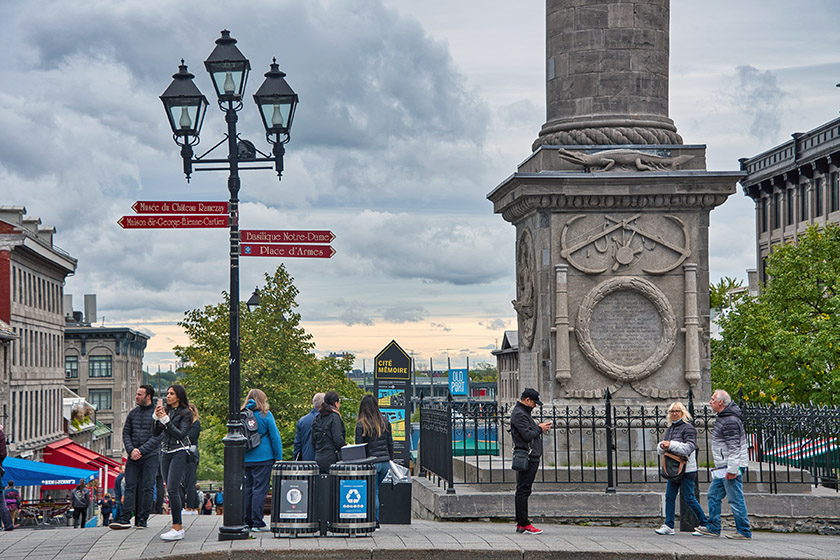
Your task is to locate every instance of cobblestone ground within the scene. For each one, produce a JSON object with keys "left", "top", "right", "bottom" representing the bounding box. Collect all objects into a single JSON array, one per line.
[{"left": 1, "top": 515, "right": 838, "bottom": 560}]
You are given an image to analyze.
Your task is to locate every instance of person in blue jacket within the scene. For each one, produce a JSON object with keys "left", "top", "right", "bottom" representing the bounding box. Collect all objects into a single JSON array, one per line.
[{"left": 241, "top": 388, "right": 284, "bottom": 531}]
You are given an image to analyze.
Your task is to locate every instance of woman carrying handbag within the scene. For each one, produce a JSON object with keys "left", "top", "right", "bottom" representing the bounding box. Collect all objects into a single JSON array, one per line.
[{"left": 655, "top": 401, "right": 707, "bottom": 535}]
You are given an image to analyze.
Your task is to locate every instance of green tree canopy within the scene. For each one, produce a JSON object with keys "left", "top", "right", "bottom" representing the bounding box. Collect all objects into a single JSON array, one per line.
[
  {"left": 469, "top": 362, "right": 497, "bottom": 382},
  {"left": 175, "top": 265, "right": 363, "bottom": 479},
  {"left": 712, "top": 224, "right": 840, "bottom": 405},
  {"left": 710, "top": 276, "right": 745, "bottom": 310}
]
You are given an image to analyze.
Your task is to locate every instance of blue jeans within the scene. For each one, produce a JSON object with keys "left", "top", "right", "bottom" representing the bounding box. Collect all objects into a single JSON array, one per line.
[
  {"left": 244, "top": 460, "right": 274, "bottom": 529},
  {"left": 374, "top": 461, "right": 389, "bottom": 523},
  {"left": 706, "top": 474, "right": 751, "bottom": 537},
  {"left": 664, "top": 472, "right": 706, "bottom": 529}
]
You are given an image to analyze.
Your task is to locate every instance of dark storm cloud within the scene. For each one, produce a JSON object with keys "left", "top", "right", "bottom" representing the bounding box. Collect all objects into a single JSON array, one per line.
[{"left": 732, "top": 65, "right": 787, "bottom": 141}]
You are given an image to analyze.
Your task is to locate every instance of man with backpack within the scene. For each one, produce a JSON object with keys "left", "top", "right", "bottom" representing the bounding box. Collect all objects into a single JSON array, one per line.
[{"left": 214, "top": 488, "right": 224, "bottom": 515}]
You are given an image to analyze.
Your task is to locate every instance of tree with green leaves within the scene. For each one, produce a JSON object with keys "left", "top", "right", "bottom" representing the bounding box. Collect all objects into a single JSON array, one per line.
[
  {"left": 469, "top": 362, "right": 497, "bottom": 382},
  {"left": 710, "top": 276, "right": 745, "bottom": 310},
  {"left": 712, "top": 224, "right": 840, "bottom": 405},
  {"left": 175, "top": 265, "right": 363, "bottom": 480}
]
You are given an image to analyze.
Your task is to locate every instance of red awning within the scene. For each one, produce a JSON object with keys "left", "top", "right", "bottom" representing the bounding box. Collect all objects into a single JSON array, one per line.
[{"left": 43, "top": 438, "right": 121, "bottom": 489}]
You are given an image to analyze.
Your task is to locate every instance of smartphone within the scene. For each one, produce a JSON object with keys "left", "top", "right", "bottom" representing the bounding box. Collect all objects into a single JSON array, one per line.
[{"left": 158, "top": 398, "right": 164, "bottom": 408}]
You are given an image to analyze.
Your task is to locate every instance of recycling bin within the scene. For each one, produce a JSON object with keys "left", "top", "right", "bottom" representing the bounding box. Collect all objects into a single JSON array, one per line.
[
  {"left": 270, "top": 461, "right": 319, "bottom": 537},
  {"left": 328, "top": 462, "right": 376, "bottom": 536}
]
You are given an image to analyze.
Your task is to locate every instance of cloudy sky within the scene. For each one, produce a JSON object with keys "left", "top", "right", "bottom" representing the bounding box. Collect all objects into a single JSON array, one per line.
[{"left": 2, "top": 1, "right": 838, "bottom": 372}]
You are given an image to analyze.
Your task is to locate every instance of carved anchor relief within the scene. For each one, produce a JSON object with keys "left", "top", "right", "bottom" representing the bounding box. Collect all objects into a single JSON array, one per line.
[{"left": 560, "top": 214, "right": 690, "bottom": 275}]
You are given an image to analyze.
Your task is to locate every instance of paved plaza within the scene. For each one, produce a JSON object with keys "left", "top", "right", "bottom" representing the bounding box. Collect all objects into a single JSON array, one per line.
[{"left": 1, "top": 514, "right": 838, "bottom": 560}]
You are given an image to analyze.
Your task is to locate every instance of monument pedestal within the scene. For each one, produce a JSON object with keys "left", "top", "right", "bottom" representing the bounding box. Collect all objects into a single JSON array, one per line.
[{"left": 489, "top": 144, "right": 741, "bottom": 406}]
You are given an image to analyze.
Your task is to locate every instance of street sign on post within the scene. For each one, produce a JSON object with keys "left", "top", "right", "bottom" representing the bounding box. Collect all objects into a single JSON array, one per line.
[
  {"left": 117, "top": 215, "right": 228, "bottom": 228},
  {"left": 240, "top": 244, "right": 335, "bottom": 258},
  {"left": 131, "top": 201, "right": 228, "bottom": 214},
  {"left": 240, "top": 230, "right": 335, "bottom": 244}
]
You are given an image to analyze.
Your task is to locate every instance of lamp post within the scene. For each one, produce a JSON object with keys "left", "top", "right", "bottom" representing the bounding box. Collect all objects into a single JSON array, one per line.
[{"left": 160, "top": 30, "right": 298, "bottom": 541}]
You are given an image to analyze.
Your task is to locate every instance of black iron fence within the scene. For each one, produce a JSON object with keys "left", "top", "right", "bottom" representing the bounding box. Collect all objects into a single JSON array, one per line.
[{"left": 418, "top": 391, "right": 840, "bottom": 494}]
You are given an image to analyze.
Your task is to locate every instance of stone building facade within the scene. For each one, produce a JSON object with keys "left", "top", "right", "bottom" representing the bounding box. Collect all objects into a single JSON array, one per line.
[
  {"left": 740, "top": 116, "right": 840, "bottom": 283},
  {"left": 492, "top": 331, "right": 519, "bottom": 405},
  {"left": 64, "top": 295, "right": 149, "bottom": 459},
  {"left": 0, "top": 206, "right": 77, "bottom": 458}
]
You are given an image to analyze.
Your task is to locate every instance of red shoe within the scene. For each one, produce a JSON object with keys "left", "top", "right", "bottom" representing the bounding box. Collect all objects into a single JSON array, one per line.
[{"left": 516, "top": 524, "right": 543, "bottom": 535}]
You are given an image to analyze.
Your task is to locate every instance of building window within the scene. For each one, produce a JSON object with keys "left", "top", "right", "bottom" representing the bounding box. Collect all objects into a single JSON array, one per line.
[
  {"left": 65, "top": 356, "right": 79, "bottom": 378},
  {"left": 89, "top": 389, "right": 112, "bottom": 411},
  {"left": 772, "top": 192, "right": 781, "bottom": 229},
  {"left": 786, "top": 188, "right": 794, "bottom": 225},
  {"left": 760, "top": 198, "right": 768, "bottom": 232},
  {"left": 798, "top": 184, "right": 807, "bottom": 222},
  {"left": 815, "top": 178, "right": 824, "bottom": 217},
  {"left": 831, "top": 171, "right": 839, "bottom": 213},
  {"left": 89, "top": 355, "right": 113, "bottom": 378}
]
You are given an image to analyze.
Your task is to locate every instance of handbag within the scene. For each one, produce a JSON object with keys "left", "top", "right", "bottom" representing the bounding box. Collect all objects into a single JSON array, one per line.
[
  {"left": 660, "top": 451, "right": 687, "bottom": 482},
  {"left": 511, "top": 448, "right": 530, "bottom": 471}
]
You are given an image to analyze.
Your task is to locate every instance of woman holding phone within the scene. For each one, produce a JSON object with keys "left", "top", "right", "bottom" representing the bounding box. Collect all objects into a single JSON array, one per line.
[{"left": 153, "top": 385, "right": 193, "bottom": 541}]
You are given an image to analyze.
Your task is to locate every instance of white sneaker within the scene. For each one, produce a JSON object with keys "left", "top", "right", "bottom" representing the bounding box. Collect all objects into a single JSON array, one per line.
[
  {"left": 182, "top": 509, "right": 198, "bottom": 516},
  {"left": 160, "top": 528, "right": 185, "bottom": 541},
  {"left": 654, "top": 524, "right": 675, "bottom": 535}
]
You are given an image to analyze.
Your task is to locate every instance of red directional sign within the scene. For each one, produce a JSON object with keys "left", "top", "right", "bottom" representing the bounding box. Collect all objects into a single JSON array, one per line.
[
  {"left": 117, "top": 215, "right": 228, "bottom": 229},
  {"left": 131, "top": 201, "right": 228, "bottom": 214},
  {"left": 240, "top": 230, "right": 335, "bottom": 244},
  {"left": 240, "top": 244, "right": 335, "bottom": 258}
]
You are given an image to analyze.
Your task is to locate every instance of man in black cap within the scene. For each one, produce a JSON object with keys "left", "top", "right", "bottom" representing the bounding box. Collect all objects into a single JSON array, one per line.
[{"left": 510, "top": 388, "right": 552, "bottom": 535}]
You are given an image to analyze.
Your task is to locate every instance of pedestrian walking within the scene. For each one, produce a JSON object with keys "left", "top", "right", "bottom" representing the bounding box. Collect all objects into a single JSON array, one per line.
[
  {"left": 112, "top": 466, "right": 124, "bottom": 523},
  {"left": 693, "top": 389, "right": 752, "bottom": 540},
  {"left": 0, "top": 424, "right": 19, "bottom": 531},
  {"left": 214, "top": 488, "right": 224, "bottom": 515},
  {"left": 241, "top": 389, "right": 284, "bottom": 531},
  {"left": 294, "top": 393, "right": 324, "bottom": 461},
  {"left": 201, "top": 492, "right": 213, "bottom": 515},
  {"left": 510, "top": 388, "right": 552, "bottom": 535},
  {"left": 180, "top": 404, "right": 201, "bottom": 515},
  {"left": 655, "top": 401, "right": 707, "bottom": 535},
  {"left": 312, "top": 391, "right": 346, "bottom": 474},
  {"left": 71, "top": 480, "right": 91, "bottom": 528},
  {"left": 355, "top": 394, "right": 393, "bottom": 527},
  {"left": 154, "top": 384, "right": 194, "bottom": 541},
  {"left": 98, "top": 493, "right": 114, "bottom": 527},
  {"left": 4, "top": 481, "right": 20, "bottom": 526},
  {"left": 110, "top": 385, "right": 162, "bottom": 530}
]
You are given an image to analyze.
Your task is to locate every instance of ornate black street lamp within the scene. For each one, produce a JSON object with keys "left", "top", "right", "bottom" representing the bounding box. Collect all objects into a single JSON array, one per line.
[{"left": 160, "top": 30, "right": 298, "bottom": 542}]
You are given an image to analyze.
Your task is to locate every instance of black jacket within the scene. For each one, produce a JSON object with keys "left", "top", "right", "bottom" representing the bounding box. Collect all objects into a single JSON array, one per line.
[
  {"left": 510, "top": 401, "right": 543, "bottom": 459},
  {"left": 123, "top": 402, "right": 162, "bottom": 459},
  {"left": 153, "top": 406, "right": 193, "bottom": 452},
  {"left": 187, "top": 419, "right": 201, "bottom": 463},
  {"left": 311, "top": 411, "right": 346, "bottom": 468},
  {"left": 355, "top": 420, "right": 394, "bottom": 463}
]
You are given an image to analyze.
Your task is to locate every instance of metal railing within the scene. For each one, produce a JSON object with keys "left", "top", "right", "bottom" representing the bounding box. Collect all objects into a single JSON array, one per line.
[{"left": 418, "top": 391, "right": 840, "bottom": 494}]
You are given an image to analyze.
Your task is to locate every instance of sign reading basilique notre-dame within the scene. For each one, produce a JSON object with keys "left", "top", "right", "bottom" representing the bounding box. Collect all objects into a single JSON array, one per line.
[{"left": 373, "top": 340, "right": 411, "bottom": 465}]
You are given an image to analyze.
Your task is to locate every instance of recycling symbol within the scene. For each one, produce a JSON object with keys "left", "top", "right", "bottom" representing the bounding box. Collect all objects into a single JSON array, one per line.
[{"left": 345, "top": 489, "right": 361, "bottom": 504}]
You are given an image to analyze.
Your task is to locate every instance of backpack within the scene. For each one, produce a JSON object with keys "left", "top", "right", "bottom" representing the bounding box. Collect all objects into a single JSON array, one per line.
[
  {"left": 71, "top": 488, "right": 88, "bottom": 509},
  {"left": 203, "top": 497, "right": 213, "bottom": 512},
  {"left": 215, "top": 491, "right": 224, "bottom": 505},
  {"left": 240, "top": 409, "right": 263, "bottom": 451}
]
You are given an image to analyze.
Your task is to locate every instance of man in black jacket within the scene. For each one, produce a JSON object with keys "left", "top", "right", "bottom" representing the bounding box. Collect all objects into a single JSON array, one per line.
[
  {"left": 110, "top": 385, "right": 162, "bottom": 529},
  {"left": 510, "top": 388, "right": 551, "bottom": 535}
]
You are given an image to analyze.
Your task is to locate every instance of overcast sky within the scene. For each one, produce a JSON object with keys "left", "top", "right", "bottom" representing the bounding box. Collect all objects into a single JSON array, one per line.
[{"left": 2, "top": 1, "right": 838, "bottom": 372}]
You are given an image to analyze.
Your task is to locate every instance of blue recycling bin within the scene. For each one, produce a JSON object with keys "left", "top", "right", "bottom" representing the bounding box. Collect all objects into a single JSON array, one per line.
[{"left": 328, "top": 462, "right": 376, "bottom": 536}]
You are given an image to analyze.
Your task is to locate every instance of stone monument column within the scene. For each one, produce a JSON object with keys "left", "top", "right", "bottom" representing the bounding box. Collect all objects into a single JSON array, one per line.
[{"left": 489, "top": 0, "right": 743, "bottom": 406}]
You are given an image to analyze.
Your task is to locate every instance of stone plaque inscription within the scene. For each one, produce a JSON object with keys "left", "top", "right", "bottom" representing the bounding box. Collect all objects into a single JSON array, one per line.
[{"left": 590, "top": 290, "right": 663, "bottom": 366}]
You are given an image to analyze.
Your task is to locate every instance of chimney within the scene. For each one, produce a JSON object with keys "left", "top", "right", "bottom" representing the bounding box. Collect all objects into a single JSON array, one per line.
[
  {"left": 37, "top": 225, "right": 56, "bottom": 247},
  {"left": 84, "top": 294, "right": 97, "bottom": 325},
  {"left": 63, "top": 294, "right": 73, "bottom": 319},
  {"left": 21, "top": 216, "right": 41, "bottom": 236}
]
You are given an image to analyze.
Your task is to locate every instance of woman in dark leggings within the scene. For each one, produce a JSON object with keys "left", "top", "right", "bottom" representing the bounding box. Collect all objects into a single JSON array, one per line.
[{"left": 153, "top": 384, "right": 193, "bottom": 541}]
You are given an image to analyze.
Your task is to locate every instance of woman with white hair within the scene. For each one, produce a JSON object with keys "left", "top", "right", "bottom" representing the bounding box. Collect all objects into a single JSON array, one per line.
[{"left": 654, "top": 401, "right": 707, "bottom": 535}]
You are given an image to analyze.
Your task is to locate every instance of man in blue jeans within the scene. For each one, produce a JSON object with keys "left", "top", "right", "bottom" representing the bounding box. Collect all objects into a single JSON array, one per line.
[{"left": 693, "top": 390, "right": 752, "bottom": 540}]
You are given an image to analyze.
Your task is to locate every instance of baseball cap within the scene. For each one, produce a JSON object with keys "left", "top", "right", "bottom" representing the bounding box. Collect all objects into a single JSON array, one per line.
[{"left": 520, "top": 388, "right": 543, "bottom": 406}]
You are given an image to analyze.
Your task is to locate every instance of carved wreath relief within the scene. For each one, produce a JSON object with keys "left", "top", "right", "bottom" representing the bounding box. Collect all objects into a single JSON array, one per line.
[
  {"left": 575, "top": 277, "right": 677, "bottom": 383},
  {"left": 512, "top": 228, "right": 536, "bottom": 349},
  {"left": 560, "top": 214, "right": 689, "bottom": 275}
]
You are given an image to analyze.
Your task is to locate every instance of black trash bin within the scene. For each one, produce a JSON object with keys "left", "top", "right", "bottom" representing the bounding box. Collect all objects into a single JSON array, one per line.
[
  {"left": 270, "top": 461, "right": 319, "bottom": 537},
  {"left": 328, "top": 462, "right": 376, "bottom": 536}
]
